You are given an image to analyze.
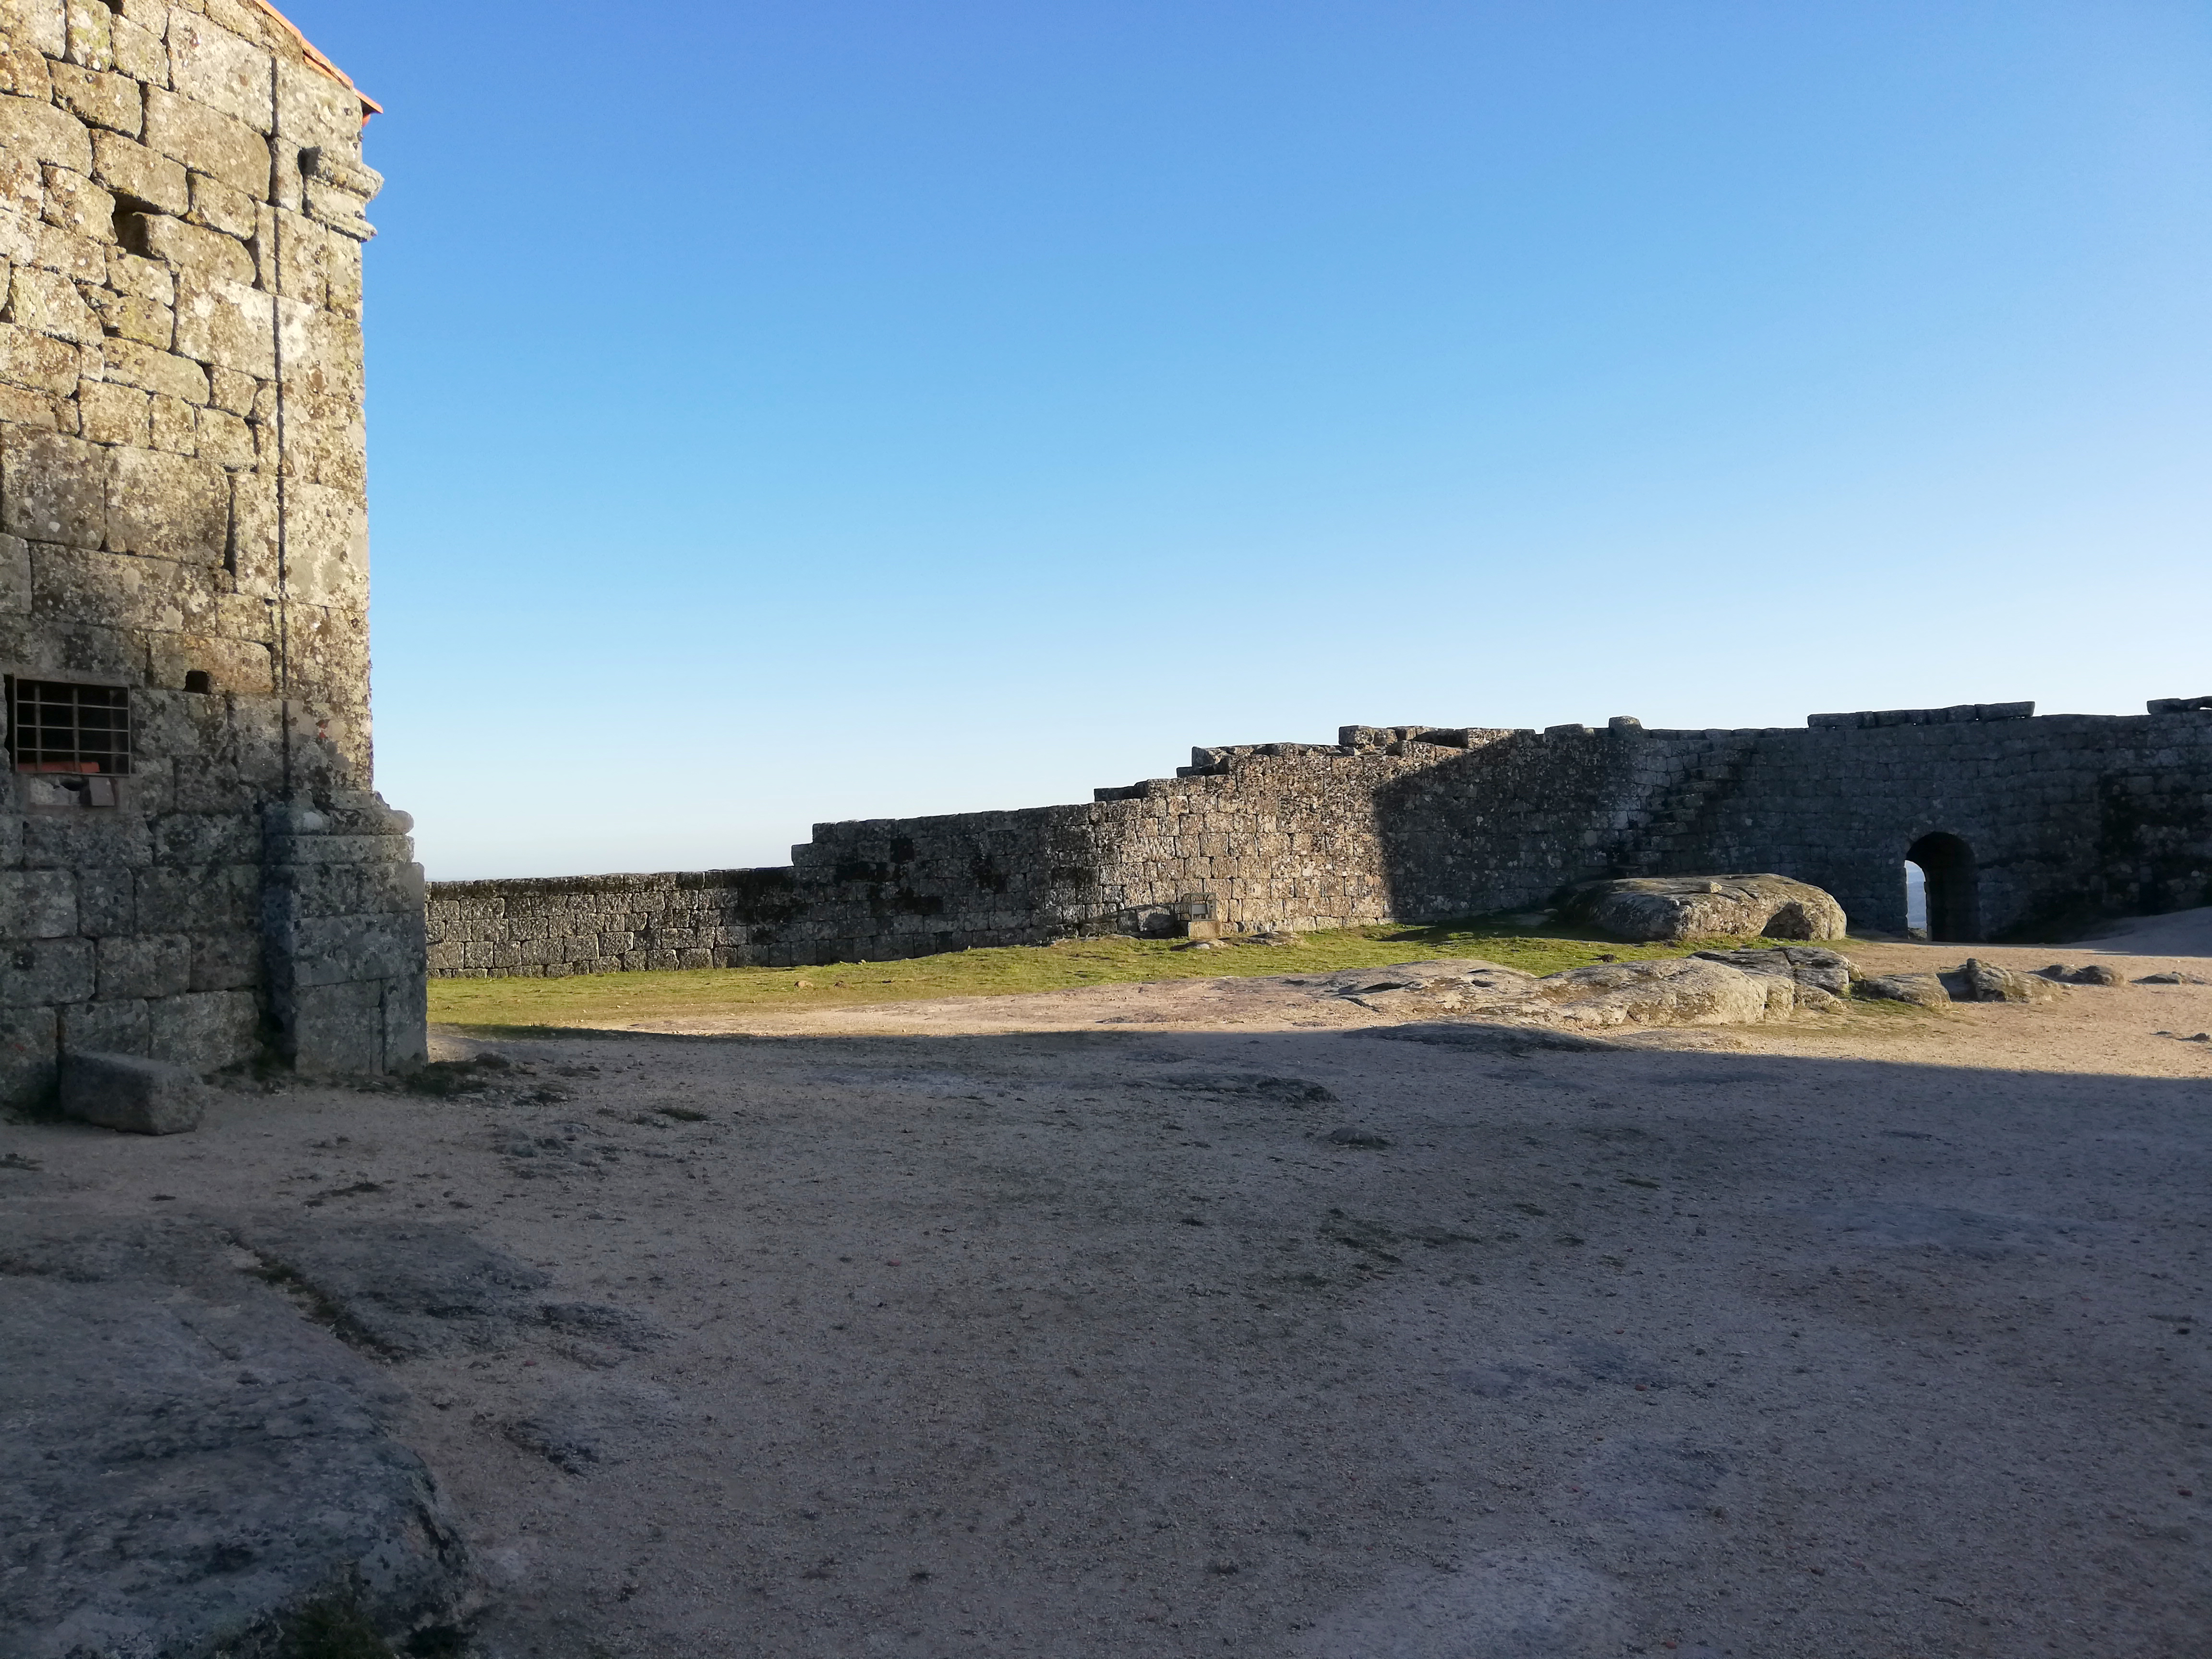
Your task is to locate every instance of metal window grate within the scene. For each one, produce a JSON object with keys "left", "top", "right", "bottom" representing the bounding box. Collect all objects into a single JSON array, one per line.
[{"left": 5, "top": 677, "right": 132, "bottom": 775}]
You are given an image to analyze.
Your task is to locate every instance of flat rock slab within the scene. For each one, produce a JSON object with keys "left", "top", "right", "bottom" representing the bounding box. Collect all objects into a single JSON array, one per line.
[
  {"left": 233, "top": 1218, "right": 553, "bottom": 1359},
  {"left": 1333, "top": 952, "right": 1854, "bottom": 1031},
  {"left": 0, "top": 1217, "right": 473, "bottom": 1656},
  {"left": 1859, "top": 971, "right": 1952, "bottom": 1008}
]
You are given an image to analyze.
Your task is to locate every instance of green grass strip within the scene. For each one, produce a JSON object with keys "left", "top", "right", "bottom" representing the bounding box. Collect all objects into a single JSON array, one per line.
[{"left": 431, "top": 917, "right": 1858, "bottom": 1034}]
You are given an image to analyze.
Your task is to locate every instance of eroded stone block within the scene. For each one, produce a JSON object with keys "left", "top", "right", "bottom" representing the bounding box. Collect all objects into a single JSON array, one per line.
[{"left": 58, "top": 1048, "right": 207, "bottom": 1133}]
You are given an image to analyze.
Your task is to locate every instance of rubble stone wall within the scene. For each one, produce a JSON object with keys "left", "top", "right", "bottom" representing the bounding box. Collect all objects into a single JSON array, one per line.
[
  {"left": 427, "top": 703, "right": 2212, "bottom": 978},
  {"left": 1, "top": 0, "right": 420, "bottom": 1107}
]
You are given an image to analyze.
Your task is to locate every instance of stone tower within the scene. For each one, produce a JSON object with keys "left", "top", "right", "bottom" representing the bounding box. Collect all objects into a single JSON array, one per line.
[{"left": 1, "top": 0, "right": 423, "bottom": 1107}]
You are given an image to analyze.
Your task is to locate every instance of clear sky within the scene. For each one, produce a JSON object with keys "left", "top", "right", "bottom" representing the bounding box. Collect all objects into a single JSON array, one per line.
[{"left": 280, "top": 0, "right": 2212, "bottom": 879}]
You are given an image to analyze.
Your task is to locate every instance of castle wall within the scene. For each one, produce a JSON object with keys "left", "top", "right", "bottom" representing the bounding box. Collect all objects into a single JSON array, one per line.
[
  {"left": 426, "top": 704, "right": 2212, "bottom": 979},
  {"left": 0, "top": 0, "right": 420, "bottom": 1107}
]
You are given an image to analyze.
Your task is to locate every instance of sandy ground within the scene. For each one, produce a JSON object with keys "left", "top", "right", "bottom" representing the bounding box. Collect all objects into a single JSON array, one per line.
[{"left": 7, "top": 935, "right": 2212, "bottom": 1657}]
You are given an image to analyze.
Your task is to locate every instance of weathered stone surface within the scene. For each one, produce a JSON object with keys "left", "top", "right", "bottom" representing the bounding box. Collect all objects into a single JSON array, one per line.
[
  {"left": 57, "top": 1047, "right": 206, "bottom": 1132},
  {"left": 1, "top": 427, "right": 104, "bottom": 543},
  {"left": 234, "top": 1218, "right": 554, "bottom": 1358},
  {"left": 1563, "top": 874, "right": 1848, "bottom": 943},
  {"left": 101, "top": 291, "right": 173, "bottom": 350},
  {"left": 0, "top": 1004, "right": 60, "bottom": 1106},
  {"left": 1857, "top": 973, "right": 1952, "bottom": 1008},
  {"left": 168, "top": 12, "right": 274, "bottom": 133},
  {"left": 2, "top": 262, "right": 100, "bottom": 341},
  {"left": 283, "top": 476, "right": 368, "bottom": 604},
  {"left": 173, "top": 273, "right": 273, "bottom": 375},
  {"left": 1528, "top": 957, "right": 1775, "bottom": 1028},
  {"left": 108, "top": 12, "right": 164, "bottom": 84},
  {"left": 0, "top": 89, "right": 91, "bottom": 171},
  {"left": 2037, "top": 962, "right": 2125, "bottom": 986},
  {"left": 90, "top": 127, "right": 188, "bottom": 213},
  {"left": 138, "top": 209, "right": 255, "bottom": 284},
  {"left": 36, "top": 162, "right": 108, "bottom": 240},
  {"left": 142, "top": 85, "right": 269, "bottom": 197},
  {"left": 75, "top": 376, "right": 147, "bottom": 444},
  {"left": 1322, "top": 952, "right": 1827, "bottom": 1030},
  {"left": 1692, "top": 946, "right": 1854, "bottom": 998},
  {"left": 47, "top": 61, "right": 139, "bottom": 137},
  {"left": 0, "top": 527, "right": 26, "bottom": 611},
  {"left": 0, "top": 1217, "right": 475, "bottom": 1653},
  {"left": 1946, "top": 959, "right": 2062, "bottom": 1005},
  {"left": 0, "top": 0, "right": 68, "bottom": 60},
  {"left": 98, "top": 334, "right": 210, "bottom": 401},
  {"left": 187, "top": 169, "right": 258, "bottom": 239},
  {"left": 106, "top": 443, "right": 228, "bottom": 562},
  {"left": 0, "top": 30, "right": 50, "bottom": 100},
  {"left": 0, "top": 316, "right": 79, "bottom": 390},
  {"left": 61, "top": 0, "right": 110, "bottom": 71}
]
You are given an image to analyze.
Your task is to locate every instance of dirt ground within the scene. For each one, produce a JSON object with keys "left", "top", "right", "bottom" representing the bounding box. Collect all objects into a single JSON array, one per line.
[{"left": 8, "top": 935, "right": 2211, "bottom": 1657}]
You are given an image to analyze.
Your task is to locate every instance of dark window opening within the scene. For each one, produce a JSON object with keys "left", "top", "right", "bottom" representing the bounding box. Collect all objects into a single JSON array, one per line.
[
  {"left": 5, "top": 677, "right": 132, "bottom": 775},
  {"left": 111, "top": 196, "right": 156, "bottom": 257},
  {"left": 1906, "top": 832, "right": 1976, "bottom": 941},
  {"left": 183, "top": 670, "right": 213, "bottom": 694}
]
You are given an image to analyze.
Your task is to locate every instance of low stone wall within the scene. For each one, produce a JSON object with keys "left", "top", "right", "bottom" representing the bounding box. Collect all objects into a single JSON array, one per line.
[{"left": 425, "top": 703, "right": 2212, "bottom": 977}]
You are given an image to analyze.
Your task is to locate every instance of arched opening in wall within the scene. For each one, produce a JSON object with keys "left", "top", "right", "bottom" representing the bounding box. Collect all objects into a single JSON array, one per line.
[{"left": 1906, "top": 832, "right": 1977, "bottom": 941}]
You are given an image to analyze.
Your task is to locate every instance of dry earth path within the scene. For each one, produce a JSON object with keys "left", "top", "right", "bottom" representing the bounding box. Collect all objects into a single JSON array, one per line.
[{"left": 4, "top": 937, "right": 2210, "bottom": 1656}]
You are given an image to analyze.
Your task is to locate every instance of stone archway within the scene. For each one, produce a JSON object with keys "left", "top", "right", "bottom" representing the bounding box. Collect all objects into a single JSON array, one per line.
[{"left": 1906, "top": 832, "right": 1977, "bottom": 941}]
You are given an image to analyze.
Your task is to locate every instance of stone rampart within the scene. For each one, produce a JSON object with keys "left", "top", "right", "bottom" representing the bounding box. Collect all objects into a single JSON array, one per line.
[{"left": 426, "top": 701, "right": 2212, "bottom": 977}]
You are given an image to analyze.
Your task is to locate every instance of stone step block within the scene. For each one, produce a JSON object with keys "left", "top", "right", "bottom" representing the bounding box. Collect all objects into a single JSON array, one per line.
[{"left": 59, "top": 1049, "right": 207, "bottom": 1134}]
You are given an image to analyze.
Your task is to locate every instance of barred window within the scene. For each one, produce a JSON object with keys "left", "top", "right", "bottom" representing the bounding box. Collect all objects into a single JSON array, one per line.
[{"left": 4, "top": 677, "right": 132, "bottom": 775}]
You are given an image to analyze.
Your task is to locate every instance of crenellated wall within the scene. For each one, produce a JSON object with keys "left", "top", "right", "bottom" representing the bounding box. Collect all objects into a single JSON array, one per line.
[{"left": 425, "top": 700, "right": 2212, "bottom": 978}]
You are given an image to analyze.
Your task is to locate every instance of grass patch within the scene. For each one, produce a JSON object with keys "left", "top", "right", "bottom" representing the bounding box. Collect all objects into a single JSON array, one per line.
[{"left": 432, "top": 917, "right": 1865, "bottom": 1036}]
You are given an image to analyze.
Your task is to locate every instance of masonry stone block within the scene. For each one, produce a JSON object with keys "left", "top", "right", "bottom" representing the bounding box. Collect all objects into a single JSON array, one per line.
[
  {"left": 3, "top": 263, "right": 99, "bottom": 341},
  {"left": 60, "top": 994, "right": 149, "bottom": 1056},
  {"left": 188, "top": 928, "right": 260, "bottom": 992},
  {"left": 104, "top": 444, "right": 227, "bottom": 563},
  {"left": 60, "top": 1046, "right": 207, "bottom": 1131},
  {"left": 134, "top": 864, "right": 257, "bottom": 932},
  {"left": 0, "top": 88, "right": 91, "bottom": 171},
  {"left": 48, "top": 62, "right": 138, "bottom": 137},
  {"left": 142, "top": 85, "right": 267, "bottom": 197},
  {"left": 0, "top": 0, "right": 67, "bottom": 59},
  {"left": 99, "top": 336, "right": 211, "bottom": 402},
  {"left": 148, "top": 986, "right": 260, "bottom": 1066},
  {"left": 168, "top": 13, "right": 274, "bottom": 133},
  {"left": 141, "top": 211, "right": 255, "bottom": 285},
  {"left": 173, "top": 275, "right": 272, "bottom": 376}
]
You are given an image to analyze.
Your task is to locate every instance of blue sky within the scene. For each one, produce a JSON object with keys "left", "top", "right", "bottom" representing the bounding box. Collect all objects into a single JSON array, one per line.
[{"left": 280, "top": 0, "right": 2212, "bottom": 878}]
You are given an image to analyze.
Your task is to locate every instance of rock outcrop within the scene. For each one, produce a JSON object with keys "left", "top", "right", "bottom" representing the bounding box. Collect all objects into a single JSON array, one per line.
[
  {"left": 1561, "top": 875, "right": 1848, "bottom": 943},
  {"left": 1857, "top": 973, "right": 1952, "bottom": 1008},
  {"left": 2038, "top": 962, "right": 2126, "bottom": 986},
  {"left": 1945, "top": 959, "right": 2062, "bottom": 1004},
  {"left": 0, "top": 1217, "right": 475, "bottom": 1656},
  {"left": 1326, "top": 948, "right": 1858, "bottom": 1031}
]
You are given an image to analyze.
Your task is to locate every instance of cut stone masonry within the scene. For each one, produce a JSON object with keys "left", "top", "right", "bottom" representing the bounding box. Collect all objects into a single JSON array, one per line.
[
  {"left": 1, "top": 0, "right": 418, "bottom": 1108},
  {"left": 428, "top": 698, "right": 2212, "bottom": 978}
]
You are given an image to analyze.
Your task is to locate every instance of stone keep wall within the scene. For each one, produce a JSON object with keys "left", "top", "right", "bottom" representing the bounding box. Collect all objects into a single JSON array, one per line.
[
  {"left": 426, "top": 702, "right": 2212, "bottom": 978},
  {"left": 0, "top": 0, "right": 421, "bottom": 1107}
]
